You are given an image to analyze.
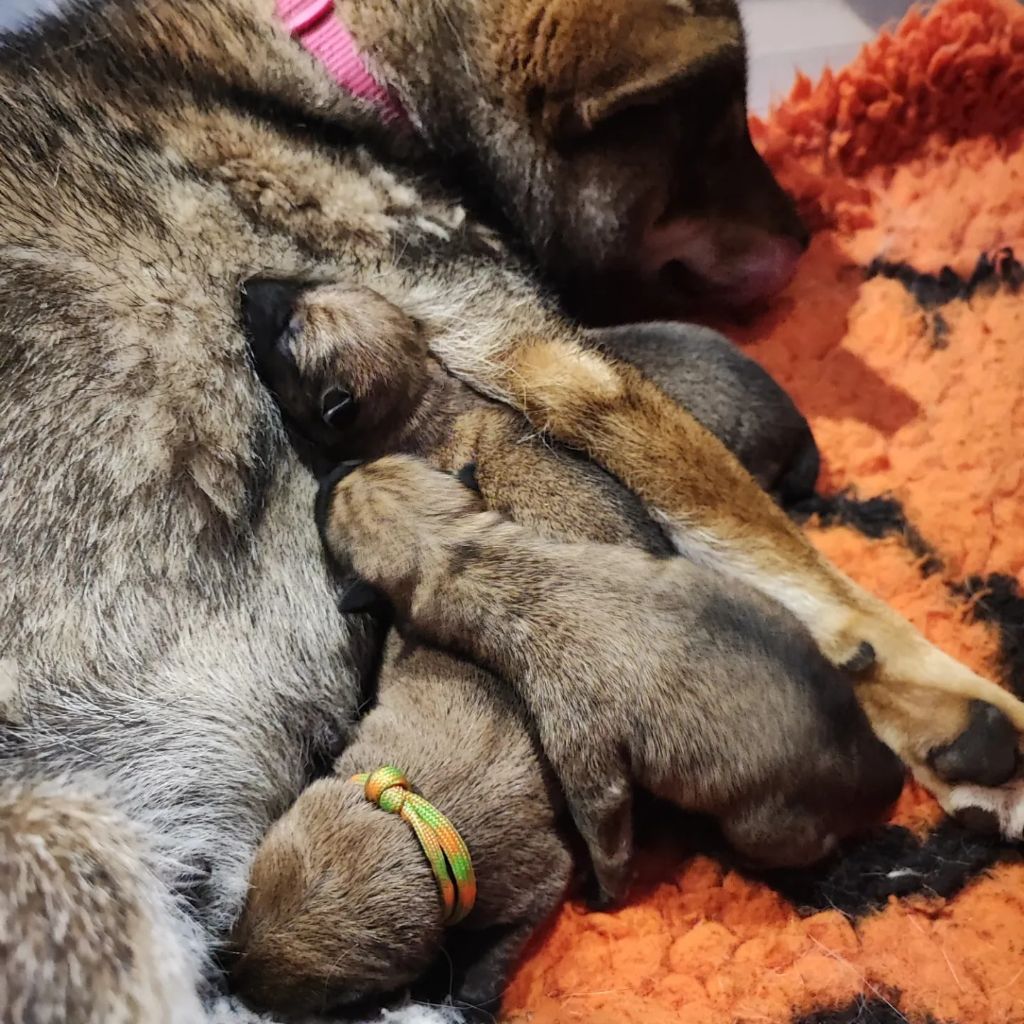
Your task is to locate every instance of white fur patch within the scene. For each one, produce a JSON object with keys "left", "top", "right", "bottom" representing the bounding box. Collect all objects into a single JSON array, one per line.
[
  {"left": 944, "top": 781, "right": 1024, "bottom": 840},
  {"left": 379, "top": 1005, "right": 466, "bottom": 1024}
]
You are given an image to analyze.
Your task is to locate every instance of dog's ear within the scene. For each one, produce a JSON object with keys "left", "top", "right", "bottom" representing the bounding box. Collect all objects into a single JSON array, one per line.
[{"left": 499, "top": 0, "right": 743, "bottom": 140}]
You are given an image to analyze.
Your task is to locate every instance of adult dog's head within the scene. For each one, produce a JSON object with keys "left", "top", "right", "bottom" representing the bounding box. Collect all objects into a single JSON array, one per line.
[{"left": 356, "top": 0, "right": 807, "bottom": 319}]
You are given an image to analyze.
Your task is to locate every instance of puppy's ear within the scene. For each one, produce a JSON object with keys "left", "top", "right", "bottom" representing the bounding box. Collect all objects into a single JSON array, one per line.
[{"left": 499, "top": 0, "right": 743, "bottom": 140}]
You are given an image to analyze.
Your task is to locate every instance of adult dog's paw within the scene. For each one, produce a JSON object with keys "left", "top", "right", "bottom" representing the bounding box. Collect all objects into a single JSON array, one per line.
[{"left": 864, "top": 675, "right": 1024, "bottom": 840}]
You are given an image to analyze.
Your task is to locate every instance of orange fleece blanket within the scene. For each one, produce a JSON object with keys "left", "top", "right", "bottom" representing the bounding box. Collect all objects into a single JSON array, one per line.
[{"left": 505, "top": 2, "right": 1024, "bottom": 1022}]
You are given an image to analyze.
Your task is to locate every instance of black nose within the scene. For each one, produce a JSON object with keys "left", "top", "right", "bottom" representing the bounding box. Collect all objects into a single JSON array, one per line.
[{"left": 241, "top": 277, "right": 303, "bottom": 372}]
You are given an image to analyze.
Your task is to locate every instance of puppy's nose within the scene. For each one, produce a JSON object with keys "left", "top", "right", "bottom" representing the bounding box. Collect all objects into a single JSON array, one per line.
[{"left": 241, "top": 277, "right": 303, "bottom": 366}]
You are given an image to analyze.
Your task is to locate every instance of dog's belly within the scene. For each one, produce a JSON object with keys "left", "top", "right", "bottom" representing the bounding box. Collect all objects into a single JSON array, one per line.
[
  {"left": 3, "top": 451, "right": 371, "bottom": 928},
  {"left": 0, "top": 51, "right": 509, "bottom": 939}
]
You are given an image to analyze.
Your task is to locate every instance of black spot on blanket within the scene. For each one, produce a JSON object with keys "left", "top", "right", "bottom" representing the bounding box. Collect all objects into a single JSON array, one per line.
[
  {"left": 759, "top": 821, "right": 1019, "bottom": 918},
  {"left": 866, "top": 247, "right": 1024, "bottom": 309},
  {"left": 789, "top": 490, "right": 940, "bottom": 573},
  {"left": 794, "top": 994, "right": 941, "bottom": 1024},
  {"left": 953, "top": 574, "right": 1024, "bottom": 699}
]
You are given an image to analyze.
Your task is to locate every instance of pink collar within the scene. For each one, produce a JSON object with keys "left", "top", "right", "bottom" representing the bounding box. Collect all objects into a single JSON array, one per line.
[{"left": 276, "top": 0, "right": 408, "bottom": 125}]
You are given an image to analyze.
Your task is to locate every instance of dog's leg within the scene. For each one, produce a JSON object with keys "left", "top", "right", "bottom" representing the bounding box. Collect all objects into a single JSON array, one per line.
[
  {"left": 587, "top": 323, "right": 819, "bottom": 503},
  {"left": 432, "top": 326, "right": 1024, "bottom": 835},
  {"left": 0, "top": 776, "right": 210, "bottom": 1024}
]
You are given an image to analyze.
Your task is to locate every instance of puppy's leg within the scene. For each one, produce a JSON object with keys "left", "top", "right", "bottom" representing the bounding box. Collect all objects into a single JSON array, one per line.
[
  {"left": 550, "top": 754, "right": 633, "bottom": 909},
  {"left": 588, "top": 322, "right": 819, "bottom": 502},
  {"left": 0, "top": 776, "right": 208, "bottom": 1024},
  {"left": 435, "top": 328, "right": 1024, "bottom": 835}
]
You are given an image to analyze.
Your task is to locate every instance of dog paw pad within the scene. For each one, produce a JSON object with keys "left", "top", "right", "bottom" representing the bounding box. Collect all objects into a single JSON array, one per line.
[{"left": 928, "top": 700, "right": 1018, "bottom": 787}]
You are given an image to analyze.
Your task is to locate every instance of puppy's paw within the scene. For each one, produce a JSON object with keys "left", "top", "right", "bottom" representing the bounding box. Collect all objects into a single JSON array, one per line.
[{"left": 318, "top": 454, "right": 490, "bottom": 598}]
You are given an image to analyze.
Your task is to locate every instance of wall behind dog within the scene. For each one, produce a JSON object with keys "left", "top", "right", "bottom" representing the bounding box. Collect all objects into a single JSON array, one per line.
[
  {"left": 0, "top": 0, "right": 66, "bottom": 30},
  {"left": 740, "top": 0, "right": 917, "bottom": 110}
]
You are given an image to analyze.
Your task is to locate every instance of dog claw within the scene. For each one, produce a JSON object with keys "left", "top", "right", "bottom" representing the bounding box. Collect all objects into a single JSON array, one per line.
[{"left": 929, "top": 700, "right": 1018, "bottom": 788}]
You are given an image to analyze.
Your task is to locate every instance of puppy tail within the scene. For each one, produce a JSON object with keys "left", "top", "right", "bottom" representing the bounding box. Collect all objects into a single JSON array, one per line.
[{"left": 0, "top": 776, "right": 208, "bottom": 1024}]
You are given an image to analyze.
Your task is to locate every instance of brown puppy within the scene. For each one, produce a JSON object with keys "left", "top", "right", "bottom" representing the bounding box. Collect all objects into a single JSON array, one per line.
[
  {"left": 232, "top": 637, "right": 571, "bottom": 1021},
  {"left": 316, "top": 455, "right": 906, "bottom": 902},
  {"left": 241, "top": 278, "right": 902, "bottom": 901}
]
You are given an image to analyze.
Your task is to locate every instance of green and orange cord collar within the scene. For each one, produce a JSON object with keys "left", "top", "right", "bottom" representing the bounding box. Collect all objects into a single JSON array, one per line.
[{"left": 351, "top": 766, "right": 477, "bottom": 925}]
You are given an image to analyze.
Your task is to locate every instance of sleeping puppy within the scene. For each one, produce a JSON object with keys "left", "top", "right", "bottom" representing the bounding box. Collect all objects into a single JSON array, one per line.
[
  {"left": 232, "top": 636, "right": 571, "bottom": 1022},
  {"left": 318, "top": 455, "right": 906, "bottom": 903},
  {"left": 233, "top": 281, "right": 903, "bottom": 1015},
  {"left": 243, "top": 278, "right": 820, "bottom": 505}
]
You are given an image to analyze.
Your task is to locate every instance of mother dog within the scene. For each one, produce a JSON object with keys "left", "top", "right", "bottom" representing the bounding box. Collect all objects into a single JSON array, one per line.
[{"left": 2, "top": 2, "right": 1024, "bottom": 1022}]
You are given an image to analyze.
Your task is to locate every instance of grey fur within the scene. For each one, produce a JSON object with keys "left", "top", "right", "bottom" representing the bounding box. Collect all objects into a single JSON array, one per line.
[{"left": 0, "top": 2, "right": 801, "bottom": 1020}]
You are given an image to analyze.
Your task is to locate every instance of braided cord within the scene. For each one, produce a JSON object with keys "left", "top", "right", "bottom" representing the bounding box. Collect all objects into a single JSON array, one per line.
[{"left": 351, "top": 766, "right": 477, "bottom": 924}]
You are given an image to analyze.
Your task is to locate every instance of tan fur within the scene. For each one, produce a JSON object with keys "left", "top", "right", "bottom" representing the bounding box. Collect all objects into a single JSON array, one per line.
[{"left": 233, "top": 638, "right": 570, "bottom": 1018}]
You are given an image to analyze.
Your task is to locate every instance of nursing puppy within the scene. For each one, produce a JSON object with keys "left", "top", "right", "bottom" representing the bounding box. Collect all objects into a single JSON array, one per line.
[
  {"left": 240, "top": 281, "right": 902, "bottom": 956},
  {"left": 233, "top": 637, "right": 572, "bottom": 1021},
  {"left": 318, "top": 455, "right": 906, "bottom": 905}
]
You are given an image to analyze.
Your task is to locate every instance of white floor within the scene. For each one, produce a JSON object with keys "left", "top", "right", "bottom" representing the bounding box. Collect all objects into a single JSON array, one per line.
[
  {"left": 0, "top": 0, "right": 920, "bottom": 111},
  {"left": 740, "top": 0, "right": 920, "bottom": 111}
]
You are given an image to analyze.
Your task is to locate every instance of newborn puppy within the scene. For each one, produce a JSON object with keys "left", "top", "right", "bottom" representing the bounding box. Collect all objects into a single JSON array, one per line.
[
  {"left": 232, "top": 635, "right": 570, "bottom": 1020},
  {"left": 239, "top": 280, "right": 902, "bottom": 1012},
  {"left": 244, "top": 280, "right": 903, "bottom": 881},
  {"left": 318, "top": 455, "right": 906, "bottom": 906}
]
